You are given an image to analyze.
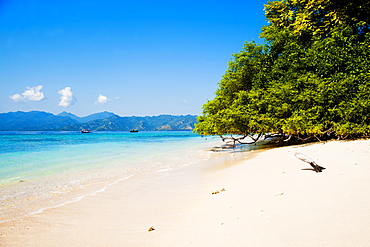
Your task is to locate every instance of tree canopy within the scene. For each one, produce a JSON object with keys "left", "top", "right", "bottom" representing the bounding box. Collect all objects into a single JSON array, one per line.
[{"left": 195, "top": 0, "right": 370, "bottom": 143}]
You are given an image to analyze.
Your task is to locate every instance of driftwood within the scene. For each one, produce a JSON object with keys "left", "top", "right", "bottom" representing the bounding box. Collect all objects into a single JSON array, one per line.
[{"left": 294, "top": 152, "right": 326, "bottom": 173}]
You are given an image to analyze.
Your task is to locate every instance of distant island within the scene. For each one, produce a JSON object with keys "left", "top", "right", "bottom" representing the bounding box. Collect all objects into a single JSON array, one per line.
[{"left": 0, "top": 111, "right": 197, "bottom": 131}]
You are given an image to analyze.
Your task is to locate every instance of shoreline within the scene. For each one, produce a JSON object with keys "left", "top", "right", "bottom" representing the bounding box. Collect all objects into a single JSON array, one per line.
[
  {"left": 0, "top": 136, "right": 225, "bottom": 224},
  {"left": 1, "top": 139, "right": 369, "bottom": 246}
]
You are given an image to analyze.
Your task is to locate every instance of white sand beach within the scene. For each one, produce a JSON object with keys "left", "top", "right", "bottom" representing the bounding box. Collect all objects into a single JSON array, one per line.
[{"left": 1, "top": 139, "right": 369, "bottom": 246}]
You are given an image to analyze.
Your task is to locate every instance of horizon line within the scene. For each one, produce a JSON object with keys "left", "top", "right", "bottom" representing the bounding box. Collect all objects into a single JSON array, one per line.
[{"left": 0, "top": 110, "right": 199, "bottom": 118}]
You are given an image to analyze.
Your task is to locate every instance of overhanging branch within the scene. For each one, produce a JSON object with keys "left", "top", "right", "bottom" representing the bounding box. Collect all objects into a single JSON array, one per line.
[{"left": 220, "top": 133, "right": 264, "bottom": 147}]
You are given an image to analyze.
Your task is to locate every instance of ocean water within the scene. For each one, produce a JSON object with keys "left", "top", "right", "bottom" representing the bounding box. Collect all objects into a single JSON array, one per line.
[{"left": 0, "top": 131, "right": 223, "bottom": 222}]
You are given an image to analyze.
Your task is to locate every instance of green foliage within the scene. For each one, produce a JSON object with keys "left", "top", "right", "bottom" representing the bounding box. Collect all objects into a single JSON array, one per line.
[{"left": 195, "top": 0, "right": 370, "bottom": 141}]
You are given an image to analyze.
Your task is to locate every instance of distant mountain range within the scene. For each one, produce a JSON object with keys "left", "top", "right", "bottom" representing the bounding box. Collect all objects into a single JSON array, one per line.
[
  {"left": 0, "top": 111, "right": 198, "bottom": 131},
  {"left": 57, "top": 111, "right": 116, "bottom": 123}
]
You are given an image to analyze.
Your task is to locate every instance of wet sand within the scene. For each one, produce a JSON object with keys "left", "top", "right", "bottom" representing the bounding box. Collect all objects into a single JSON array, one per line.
[{"left": 1, "top": 139, "right": 369, "bottom": 246}]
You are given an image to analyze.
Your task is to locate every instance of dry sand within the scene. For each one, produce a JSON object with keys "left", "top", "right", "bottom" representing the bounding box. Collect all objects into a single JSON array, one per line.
[{"left": 1, "top": 139, "right": 369, "bottom": 246}]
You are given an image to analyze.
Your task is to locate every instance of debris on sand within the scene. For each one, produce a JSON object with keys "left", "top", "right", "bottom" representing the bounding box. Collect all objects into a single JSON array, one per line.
[
  {"left": 148, "top": 226, "right": 155, "bottom": 232},
  {"left": 211, "top": 188, "right": 226, "bottom": 195}
]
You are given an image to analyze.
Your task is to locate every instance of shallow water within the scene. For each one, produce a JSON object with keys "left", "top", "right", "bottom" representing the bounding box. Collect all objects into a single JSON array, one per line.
[{"left": 0, "top": 131, "right": 224, "bottom": 222}]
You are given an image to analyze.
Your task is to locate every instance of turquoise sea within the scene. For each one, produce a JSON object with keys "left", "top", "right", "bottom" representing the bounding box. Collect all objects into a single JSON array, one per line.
[{"left": 0, "top": 131, "right": 223, "bottom": 222}]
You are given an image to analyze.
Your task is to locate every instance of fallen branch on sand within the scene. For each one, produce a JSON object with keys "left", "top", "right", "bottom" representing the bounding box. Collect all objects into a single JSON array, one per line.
[{"left": 294, "top": 152, "right": 326, "bottom": 173}]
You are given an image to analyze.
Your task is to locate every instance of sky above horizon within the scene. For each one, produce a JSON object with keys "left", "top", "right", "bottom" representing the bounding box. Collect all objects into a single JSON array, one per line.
[{"left": 0, "top": 0, "right": 268, "bottom": 117}]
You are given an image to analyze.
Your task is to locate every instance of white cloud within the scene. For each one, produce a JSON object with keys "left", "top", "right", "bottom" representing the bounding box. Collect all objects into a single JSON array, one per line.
[
  {"left": 114, "top": 96, "right": 120, "bottom": 100},
  {"left": 95, "top": 94, "right": 110, "bottom": 104},
  {"left": 10, "top": 85, "right": 45, "bottom": 102},
  {"left": 9, "top": 93, "right": 24, "bottom": 102},
  {"left": 58, "top": 87, "right": 76, "bottom": 107}
]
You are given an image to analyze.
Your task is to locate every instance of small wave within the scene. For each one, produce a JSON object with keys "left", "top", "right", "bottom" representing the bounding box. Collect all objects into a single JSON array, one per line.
[
  {"left": 157, "top": 168, "right": 173, "bottom": 172},
  {"left": 0, "top": 176, "right": 21, "bottom": 184},
  {"left": 0, "top": 175, "right": 134, "bottom": 223}
]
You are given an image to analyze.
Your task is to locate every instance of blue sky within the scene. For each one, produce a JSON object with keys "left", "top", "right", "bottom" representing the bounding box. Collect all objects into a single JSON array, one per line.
[{"left": 0, "top": 0, "right": 268, "bottom": 117}]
